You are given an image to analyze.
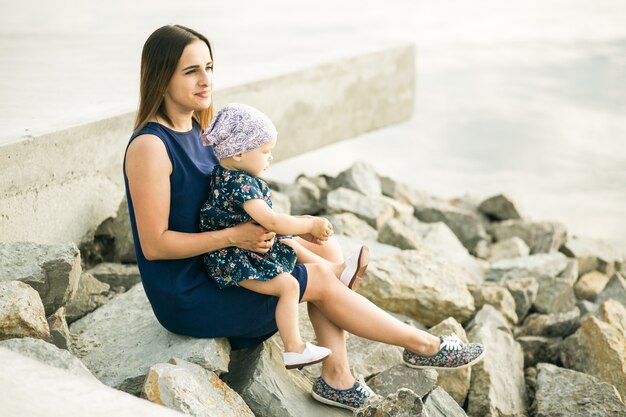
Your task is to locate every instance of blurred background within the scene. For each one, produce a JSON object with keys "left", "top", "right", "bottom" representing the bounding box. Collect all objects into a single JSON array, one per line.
[{"left": 1, "top": 0, "right": 625, "bottom": 251}]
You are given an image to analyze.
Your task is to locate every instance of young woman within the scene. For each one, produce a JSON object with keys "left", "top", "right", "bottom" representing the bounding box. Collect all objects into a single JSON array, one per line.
[{"left": 124, "top": 24, "right": 485, "bottom": 412}]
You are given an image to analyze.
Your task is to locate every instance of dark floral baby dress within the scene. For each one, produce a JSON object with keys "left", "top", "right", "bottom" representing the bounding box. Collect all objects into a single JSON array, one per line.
[{"left": 199, "top": 164, "right": 297, "bottom": 289}]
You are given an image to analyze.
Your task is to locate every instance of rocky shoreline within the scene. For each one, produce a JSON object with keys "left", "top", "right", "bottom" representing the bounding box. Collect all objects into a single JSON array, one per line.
[{"left": 1, "top": 160, "right": 625, "bottom": 416}]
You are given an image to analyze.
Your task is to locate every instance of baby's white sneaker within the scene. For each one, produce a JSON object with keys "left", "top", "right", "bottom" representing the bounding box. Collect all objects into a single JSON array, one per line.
[{"left": 283, "top": 342, "right": 332, "bottom": 370}]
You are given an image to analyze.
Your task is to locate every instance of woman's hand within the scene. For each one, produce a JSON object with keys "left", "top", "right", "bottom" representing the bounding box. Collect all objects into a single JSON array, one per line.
[{"left": 229, "top": 221, "right": 276, "bottom": 253}]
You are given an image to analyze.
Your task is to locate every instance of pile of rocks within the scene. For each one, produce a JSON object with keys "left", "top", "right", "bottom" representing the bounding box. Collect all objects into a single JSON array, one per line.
[{"left": 1, "top": 160, "right": 625, "bottom": 417}]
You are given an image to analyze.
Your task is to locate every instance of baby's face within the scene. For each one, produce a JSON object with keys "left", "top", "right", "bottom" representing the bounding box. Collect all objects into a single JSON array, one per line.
[{"left": 238, "top": 138, "right": 277, "bottom": 177}]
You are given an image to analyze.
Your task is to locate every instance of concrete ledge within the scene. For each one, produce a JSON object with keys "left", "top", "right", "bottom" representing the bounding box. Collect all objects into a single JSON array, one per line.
[{"left": 0, "top": 44, "right": 415, "bottom": 245}]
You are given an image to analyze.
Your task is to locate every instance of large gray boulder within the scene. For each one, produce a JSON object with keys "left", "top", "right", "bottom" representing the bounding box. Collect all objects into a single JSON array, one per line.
[
  {"left": 64, "top": 272, "right": 112, "bottom": 324},
  {"left": 503, "top": 277, "right": 538, "bottom": 323},
  {"left": 488, "top": 237, "right": 530, "bottom": 263},
  {"left": 561, "top": 235, "right": 624, "bottom": 276},
  {"left": 534, "top": 363, "right": 626, "bottom": 417},
  {"left": 47, "top": 306, "right": 71, "bottom": 349},
  {"left": 518, "top": 309, "right": 581, "bottom": 338},
  {"left": 0, "top": 337, "right": 95, "bottom": 380},
  {"left": 0, "top": 241, "right": 81, "bottom": 315},
  {"left": 467, "top": 283, "right": 518, "bottom": 325},
  {"left": 84, "top": 197, "right": 136, "bottom": 265},
  {"left": 490, "top": 219, "right": 567, "bottom": 254},
  {"left": 347, "top": 335, "right": 404, "bottom": 381},
  {"left": 355, "top": 388, "right": 426, "bottom": 417},
  {"left": 574, "top": 271, "right": 610, "bottom": 301},
  {"left": 366, "top": 364, "right": 437, "bottom": 398},
  {"left": 282, "top": 176, "right": 324, "bottom": 215},
  {"left": 423, "top": 386, "right": 469, "bottom": 417},
  {"left": 478, "top": 194, "right": 522, "bottom": 221},
  {"left": 87, "top": 262, "right": 141, "bottom": 290},
  {"left": 332, "top": 161, "right": 381, "bottom": 197},
  {"left": 0, "top": 348, "right": 184, "bottom": 417},
  {"left": 143, "top": 358, "right": 254, "bottom": 417},
  {"left": 326, "top": 187, "right": 395, "bottom": 229},
  {"left": 70, "top": 283, "right": 230, "bottom": 395},
  {"left": 359, "top": 250, "right": 476, "bottom": 326},
  {"left": 323, "top": 213, "right": 378, "bottom": 241},
  {"left": 379, "top": 177, "right": 434, "bottom": 208},
  {"left": 595, "top": 272, "right": 626, "bottom": 305},
  {"left": 225, "top": 338, "right": 348, "bottom": 417},
  {"left": 467, "top": 306, "right": 528, "bottom": 417},
  {"left": 517, "top": 336, "right": 562, "bottom": 368},
  {"left": 0, "top": 280, "right": 49, "bottom": 341}
]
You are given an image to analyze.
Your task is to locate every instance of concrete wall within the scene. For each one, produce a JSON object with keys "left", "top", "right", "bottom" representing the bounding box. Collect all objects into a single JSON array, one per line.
[{"left": 0, "top": 44, "right": 415, "bottom": 246}]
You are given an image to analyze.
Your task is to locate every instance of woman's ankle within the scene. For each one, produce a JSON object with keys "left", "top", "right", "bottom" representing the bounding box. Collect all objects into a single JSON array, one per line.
[
  {"left": 407, "top": 333, "right": 440, "bottom": 356},
  {"left": 321, "top": 365, "right": 355, "bottom": 390}
]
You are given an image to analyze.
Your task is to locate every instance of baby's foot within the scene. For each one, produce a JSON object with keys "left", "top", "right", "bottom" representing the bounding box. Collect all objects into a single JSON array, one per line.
[
  {"left": 339, "top": 245, "right": 369, "bottom": 291},
  {"left": 282, "top": 342, "right": 332, "bottom": 370}
]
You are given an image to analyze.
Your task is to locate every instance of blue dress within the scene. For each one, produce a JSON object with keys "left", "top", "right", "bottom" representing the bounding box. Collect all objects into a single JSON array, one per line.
[
  {"left": 200, "top": 165, "right": 297, "bottom": 288},
  {"left": 123, "top": 122, "right": 308, "bottom": 349}
]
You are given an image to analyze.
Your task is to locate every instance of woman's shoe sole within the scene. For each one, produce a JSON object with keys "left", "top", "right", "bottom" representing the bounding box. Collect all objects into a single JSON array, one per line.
[
  {"left": 403, "top": 348, "right": 486, "bottom": 370},
  {"left": 311, "top": 391, "right": 359, "bottom": 411}
]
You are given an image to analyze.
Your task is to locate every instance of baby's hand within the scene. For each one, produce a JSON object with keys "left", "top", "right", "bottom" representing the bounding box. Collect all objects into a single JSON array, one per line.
[{"left": 311, "top": 217, "right": 333, "bottom": 240}]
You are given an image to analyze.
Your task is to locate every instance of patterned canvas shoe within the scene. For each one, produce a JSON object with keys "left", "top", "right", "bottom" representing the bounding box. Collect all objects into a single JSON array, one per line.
[
  {"left": 339, "top": 245, "right": 369, "bottom": 291},
  {"left": 403, "top": 334, "right": 486, "bottom": 370},
  {"left": 311, "top": 375, "right": 375, "bottom": 411}
]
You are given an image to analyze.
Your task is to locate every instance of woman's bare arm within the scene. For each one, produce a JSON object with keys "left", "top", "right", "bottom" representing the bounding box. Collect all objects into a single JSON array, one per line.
[{"left": 125, "top": 134, "right": 274, "bottom": 260}]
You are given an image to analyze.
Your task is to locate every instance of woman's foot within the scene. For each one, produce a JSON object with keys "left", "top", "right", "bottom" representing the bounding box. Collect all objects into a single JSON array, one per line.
[
  {"left": 403, "top": 333, "right": 486, "bottom": 369},
  {"left": 282, "top": 342, "right": 332, "bottom": 370},
  {"left": 311, "top": 375, "right": 375, "bottom": 411},
  {"left": 338, "top": 245, "right": 369, "bottom": 291}
]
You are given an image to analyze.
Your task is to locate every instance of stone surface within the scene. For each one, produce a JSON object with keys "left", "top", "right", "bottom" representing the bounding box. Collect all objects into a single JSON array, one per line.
[
  {"left": 332, "top": 160, "right": 382, "bottom": 197},
  {"left": 0, "top": 337, "right": 95, "bottom": 380},
  {"left": 466, "top": 304, "right": 512, "bottom": 334},
  {"left": 423, "top": 386, "right": 468, "bottom": 416},
  {"left": 517, "top": 336, "right": 562, "bottom": 367},
  {"left": 356, "top": 388, "right": 426, "bottom": 417},
  {"left": 599, "top": 298, "right": 626, "bottom": 337},
  {"left": 381, "top": 195, "right": 415, "bottom": 218},
  {"left": 64, "top": 272, "right": 112, "bottom": 324},
  {"left": 534, "top": 363, "right": 626, "bottom": 417},
  {"left": 347, "top": 335, "right": 404, "bottom": 381},
  {"left": 282, "top": 176, "right": 323, "bottom": 215},
  {"left": 70, "top": 284, "right": 230, "bottom": 395},
  {"left": 504, "top": 277, "right": 538, "bottom": 323},
  {"left": 478, "top": 194, "right": 522, "bottom": 221},
  {"left": 468, "top": 283, "right": 518, "bottom": 325},
  {"left": 488, "top": 237, "right": 530, "bottom": 263},
  {"left": 269, "top": 189, "right": 291, "bottom": 214},
  {"left": 87, "top": 262, "right": 141, "bottom": 290},
  {"left": 561, "top": 235, "right": 624, "bottom": 276},
  {"left": 560, "top": 315, "right": 626, "bottom": 401},
  {"left": 379, "top": 177, "right": 434, "bottom": 208},
  {"left": 578, "top": 300, "right": 600, "bottom": 317},
  {"left": 427, "top": 317, "right": 471, "bottom": 405},
  {"left": 225, "top": 338, "right": 348, "bottom": 417},
  {"left": 366, "top": 364, "right": 438, "bottom": 398},
  {"left": 0, "top": 280, "right": 50, "bottom": 341},
  {"left": 518, "top": 309, "right": 581, "bottom": 338},
  {"left": 93, "top": 197, "right": 137, "bottom": 264},
  {"left": 574, "top": 271, "right": 610, "bottom": 301},
  {"left": 0, "top": 241, "right": 81, "bottom": 315},
  {"left": 467, "top": 306, "right": 528, "bottom": 417},
  {"left": 334, "top": 235, "right": 401, "bottom": 262},
  {"left": 47, "top": 306, "right": 71, "bottom": 349},
  {"left": 490, "top": 219, "right": 568, "bottom": 254},
  {"left": 595, "top": 272, "right": 626, "bottom": 305},
  {"left": 0, "top": 347, "right": 185, "bottom": 417},
  {"left": 326, "top": 187, "right": 395, "bottom": 229},
  {"left": 323, "top": 213, "right": 378, "bottom": 241},
  {"left": 360, "top": 250, "right": 475, "bottom": 326},
  {"left": 143, "top": 358, "right": 254, "bottom": 417}
]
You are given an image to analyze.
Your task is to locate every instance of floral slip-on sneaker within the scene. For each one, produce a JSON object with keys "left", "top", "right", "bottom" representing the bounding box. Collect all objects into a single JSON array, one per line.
[
  {"left": 311, "top": 375, "right": 375, "bottom": 411},
  {"left": 403, "top": 333, "right": 486, "bottom": 369}
]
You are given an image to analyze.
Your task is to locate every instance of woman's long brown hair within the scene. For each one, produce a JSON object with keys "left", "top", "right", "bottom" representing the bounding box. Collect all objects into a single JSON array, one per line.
[{"left": 134, "top": 25, "right": 214, "bottom": 134}]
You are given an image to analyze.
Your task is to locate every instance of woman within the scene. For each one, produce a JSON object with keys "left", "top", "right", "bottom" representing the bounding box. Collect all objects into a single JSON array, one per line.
[{"left": 124, "top": 24, "right": 485, "bottom": 411}]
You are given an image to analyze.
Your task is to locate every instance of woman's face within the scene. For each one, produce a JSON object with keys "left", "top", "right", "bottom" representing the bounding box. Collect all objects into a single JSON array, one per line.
[{"left": 164, "top": 39, "right": 213, "bottom": 114}]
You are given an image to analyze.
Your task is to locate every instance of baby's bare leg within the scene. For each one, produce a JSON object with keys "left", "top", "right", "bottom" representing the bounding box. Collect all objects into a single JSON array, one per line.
[
  {"left": 239, "top": 273, "right": 304, "bottom": 353},
  {"left": 281, "top": 239, "right": 344, "bottom": 277}
]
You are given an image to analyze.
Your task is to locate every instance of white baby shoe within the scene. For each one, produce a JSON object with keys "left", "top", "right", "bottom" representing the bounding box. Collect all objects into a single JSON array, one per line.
[
  {"left": 339, "top": 245, "right": 369, "bottom": 291},
  {"left": 283, "top": 342, "right": 332, "bottom": 369}
]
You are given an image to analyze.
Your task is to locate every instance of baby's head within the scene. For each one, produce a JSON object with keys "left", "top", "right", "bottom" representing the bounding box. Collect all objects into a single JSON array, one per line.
[{"left": 201, "top": 103, "right": 277, "bottom": 176}]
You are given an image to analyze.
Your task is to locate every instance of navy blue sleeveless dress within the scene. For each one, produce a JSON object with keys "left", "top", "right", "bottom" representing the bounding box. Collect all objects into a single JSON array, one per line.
[{"left": 123, "top": 122, "right": 308, "bottom": 349}]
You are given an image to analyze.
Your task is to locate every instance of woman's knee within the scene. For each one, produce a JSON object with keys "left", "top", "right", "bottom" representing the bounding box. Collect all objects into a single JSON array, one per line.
[{"left": 303, "top": 263, "right": 341, "bottom": 301}]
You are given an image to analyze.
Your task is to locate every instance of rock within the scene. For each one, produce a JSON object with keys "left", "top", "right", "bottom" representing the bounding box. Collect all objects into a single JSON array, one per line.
[
  {"left": 326, "top": 187, "right": 395, "bottom": 229},
  {"left": 323, "top": 213, "right": 378, "bottom": 241},
  {"left": 599, "top": 298, "right": 626, "bottom": 337},
  {"left": 517, "top": 336, "right": 562, "bottom": 367},
  {"left": 560, "top": 315, "right": 626, "bottom": 401},
  {"left": 378, "top": 216, "right": 483, "bottom": 279},
  {"left": 379, "top": 177, "right": 434, "bottom": 208},
  {"left": 504, "top": 277, "right": 539, "bottom": 322},
  {"left": 478, "top": 194, "right": 522, "bottom": 221},
  {"left": 577, "top": 300, "right": 600, "bottom": 318},
  {"left": 332, "top": 161, "right": 381, "bottom": 197},
  {"left": 360, "top": 250, "right": 475, "bottom": 327},
  {"left": 70, "top": 284, "right": 230, "bottom": 395},
  {"left": 333, "top": 235, "right": 401, "bottom": 261},
  {"left": 93, "top": 197, "right": 136, "bottom": 264},
  {"left": 0, "top": 241, "right": 81, "bottom": 315},
  {"left": 87, "top": 262, "right": 142, "bottom": 290},
  {"left": 224, "top": 338, "right": 347, "bottom": 417},
  {"left": 0, "top": 337, "right": 95, "bottom": 380},
  {"left": 381, "top": 196, "right": 414, "bottom": 218},
  {"left": 467, "top": 283, "right": 518, "bottom": 325},
  {"left": 356, "top": 388, "right": 426, "bottom": 417},
  {"left": 488, "top": 237, "right": 530, "bottom": 263},
  {"left": 64, "top": 272, "right": 112, "bottom": 324},
  {"left": 490, "top": 219, "right": 568, "bottom": 254},
  {"left": 0, "top": 280, "right": 50, "bottom": 341},
  {"left": 0, "top": 348, "right": 185, "bottom": 417},
  {"left": 270, "top": 189, "right": 291, "bottom": 214},
  {"left": 561, "top": 235, "right": 624, "bottom": 277},
  {"left": 466, "top": 304, "right": 512, "bottom": 334},
  {"left": 413, "top": 200, "right": 489, "bottom": 253},
  {"left": 347, "top": 335, "right": 404, "bottom": 381},
  {"left": 143, "top": 358, "right": 254, "bottom": 417},
  {"left": 467, "top": 307, "right": 528, "bottom": 417},
  {"left": 595, "top": 272, "right": 626, "bottom": 305},
  {"left": 47, "top": 306, "right": 71, "bottom": 349},
  {"left": 518, "top": 309, "right": 581, "bottom": 338},
  {"left": 574, "top": 271, "right": 610, "bottom": 301},
  {"left": 423, "top": 386, "right": 469, "bottom": 417},
  {"left": 534, "top": 363, "right": 626, "bottom": 417},
  {"left": 282, "top": 176, "right": 323, "bottom": 215},
  {"left": 427, "top": 317, "right": 471, "bottom": 405},
  {"left": 366, "top": 364, "right": 437, "bottom": 398}
]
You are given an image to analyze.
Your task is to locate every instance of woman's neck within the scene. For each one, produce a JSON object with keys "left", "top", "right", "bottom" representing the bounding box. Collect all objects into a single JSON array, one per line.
[{"left": 158, "top": 104, "right": 194, "bottom": 132}]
